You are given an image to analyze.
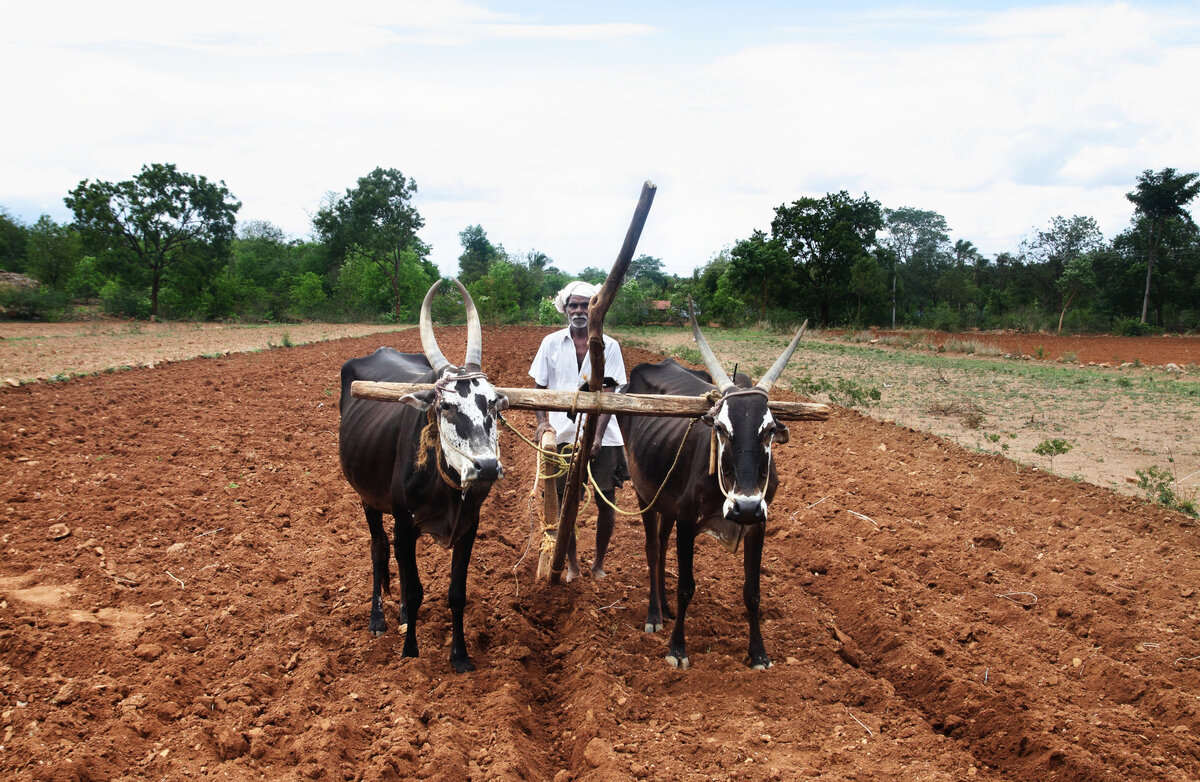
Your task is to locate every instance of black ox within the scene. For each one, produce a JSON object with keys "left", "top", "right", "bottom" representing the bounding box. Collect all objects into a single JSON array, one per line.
[
  {"left": 339, "top": 279, "right": 508, "bottom": 673},
  {"left": 617, "top": 307, "right": 806, "bottom": 670}
]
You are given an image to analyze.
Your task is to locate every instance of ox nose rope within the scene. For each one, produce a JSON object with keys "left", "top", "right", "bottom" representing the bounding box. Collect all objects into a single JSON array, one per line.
[{"left": 706, "top": 387, "right": 774, "bottom": 507}]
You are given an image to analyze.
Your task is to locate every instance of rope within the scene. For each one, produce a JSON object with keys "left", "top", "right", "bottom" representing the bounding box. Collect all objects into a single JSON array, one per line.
[
  {"left": 705, "top": 386, "right": 774, "bottom": 506},
  {"left": 416, "top": 369, "right": 491, "bottom": 493},
  {"left": 588, "top": 417, "right": 700, "bottom": 517}
]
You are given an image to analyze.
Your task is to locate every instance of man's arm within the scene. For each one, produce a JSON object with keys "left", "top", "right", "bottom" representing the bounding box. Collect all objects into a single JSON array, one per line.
[{"left": 534, "top": 383, "right": 554, "bottom": 441}]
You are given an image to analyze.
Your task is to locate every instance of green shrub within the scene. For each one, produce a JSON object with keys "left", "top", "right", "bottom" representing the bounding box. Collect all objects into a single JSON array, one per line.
[
  {"left": 791, "top": 375, "right": 881, "bottom": 408},
  {"left": 0, "top": 284, "right": 70, "bottom": 320},
  {"left": 99, "top": 280, "right": 151, "bottom": 318},
  {"left": 1136, "top": 465, "right": 1198, "bottom": 517},
  {"left": 1112, "top": 316, "right": 1163, "bottom": 337}
]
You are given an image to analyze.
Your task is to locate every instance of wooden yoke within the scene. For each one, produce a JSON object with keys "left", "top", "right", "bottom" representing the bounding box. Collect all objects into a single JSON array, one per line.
[{"left": 548, "top": 181, "right": 657, "bottom": 583}]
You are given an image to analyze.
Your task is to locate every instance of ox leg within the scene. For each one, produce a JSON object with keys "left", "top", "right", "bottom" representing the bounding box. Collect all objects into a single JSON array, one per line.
[
  {"left": 666, "top": 519, "right": 696, "bottom": 669},
  {"left": 593, "top": 491, "right": 616, "bottom": 579},
  {"left": 657, "top": 515, "right": 675, "bottom": 622},
  {"left": 364, "top": 505, "right": 391, "bottom": 636},
  {"left": 447, "top": 518, "right": 479, "bottom": 673},
  {"left": 743, "top": 523, "right": 772, "bottom": 669},
  {"left": 392, "top": 515, "right": 424, "bottom": 659},
  {"left": 642, "top": 510, "right": 664, "bottom": 632}
]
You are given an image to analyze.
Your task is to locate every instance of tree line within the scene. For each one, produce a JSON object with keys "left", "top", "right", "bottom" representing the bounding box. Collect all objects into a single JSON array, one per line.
[{"left": 1, "top": 163, "right": 1196, "bottom": 334}]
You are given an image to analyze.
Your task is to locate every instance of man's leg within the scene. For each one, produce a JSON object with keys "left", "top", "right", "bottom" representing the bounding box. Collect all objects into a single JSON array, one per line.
[{"left": 593, "top": 492, "right": 615, "bottom": 579}]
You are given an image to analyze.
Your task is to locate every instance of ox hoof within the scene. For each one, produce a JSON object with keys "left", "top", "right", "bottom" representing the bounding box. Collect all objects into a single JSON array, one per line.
[
  {"left": 451, "top": 658, "right": 476, "bottom": 674},
  {"left": 665, "top": 653, "right": 690, "bottom": 670},
  {"left": 371, "top": 629, "right": 386, "bottom": 637},
  {"left": 750, "top": 660, "right": 773, "bottom": 670},
  {"left": 644, "top": 621, "right": 663, "bottom": 633}
]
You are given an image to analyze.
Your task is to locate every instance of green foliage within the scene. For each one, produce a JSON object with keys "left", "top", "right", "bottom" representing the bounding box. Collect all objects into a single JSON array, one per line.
[
  {"left": 1033, "top": 438, "right": 1073, "bottom": 470},
  {"left": 289, "top": 272, "right": 327, "bottom": 318},
  {"left": 670, "top": 345, "right": 703, "bottom": 366},
  {"left": 791, "top": 375, "right": 881, "bottom": 408},
  {"left": 65, "top": 163, "right": 241, "bottom": 318},
  {"left": 0, "top": 283, "right": 70, "bottom": 320},
  {"left": 67, "top": 255, "right": 106, "bottom": 299},
  {"left": 313, "top": 167, "right": 427, "bottom": 321},
  {"left": 457, "top": 225, "right": 504, "bottom": 286},
  {"left": 468, "top": 260, "right": 522, "bottom": 323},
  {"left": 1112, "top": 316, "right": 1163, "bottom": 337},
  {"left": 608, "top": 279, "right": 653, "bottom": 326},
  {"left": 771, "top": 190, "right": 883, "bottom": 325},
  {"left": 0, "top": 207, "right": 29, "bottom": 272},
  {"left": 1135, "top": 465, "right": 1198, "bottom": 517},
  {"left": 1126, "top": 167, "right": 1200, "bottom": 325},
  {"left": 537, "top": 297, "right": 559, "bottom": 325},
  {"left": 25, "top": 215, "right": 82, "bottom": 291},
  {"left": 99, "top": 279, "right": 151, "bottom": 318}
]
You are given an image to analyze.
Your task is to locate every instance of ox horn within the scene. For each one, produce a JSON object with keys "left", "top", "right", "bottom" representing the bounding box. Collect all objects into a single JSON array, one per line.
[
  {"left": 457, "top": 278, "right": 483, "bottom": 370},
  {"left": 687, "top": 297, "right": 736, "bottom": 392},
  {"left": 756, "top": 319, "right": 808, "bottom": 392},
  {"left": 419, "top": 280, "right": 452, "bottom": 374}
]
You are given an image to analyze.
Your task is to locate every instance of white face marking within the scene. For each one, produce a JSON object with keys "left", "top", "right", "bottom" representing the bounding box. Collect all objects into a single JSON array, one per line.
[
  {"left": 437, "top": 376, "right": 503, "bottom": 485},
  {"left": 714, "top": 403, "right": 769, "bottom": 519}
]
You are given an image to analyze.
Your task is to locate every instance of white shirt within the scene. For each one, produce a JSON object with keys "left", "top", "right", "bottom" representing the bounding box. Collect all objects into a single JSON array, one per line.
[{"left": 529, "top": 328, "right": 626, "bottom": 447}]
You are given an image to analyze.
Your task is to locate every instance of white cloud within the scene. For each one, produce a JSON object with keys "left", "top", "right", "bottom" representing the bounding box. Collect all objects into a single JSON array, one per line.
[{"left": 2, "top": 2, "right": 1197, "bottom": 277}]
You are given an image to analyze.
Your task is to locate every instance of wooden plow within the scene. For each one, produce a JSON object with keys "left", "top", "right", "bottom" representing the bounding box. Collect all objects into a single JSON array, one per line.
[{"left": 350, "top": 181, "right": 829, "bottom": 582}]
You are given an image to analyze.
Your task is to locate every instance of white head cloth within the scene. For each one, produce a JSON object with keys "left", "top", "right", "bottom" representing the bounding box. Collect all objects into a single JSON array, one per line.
[{"left": 554, "top": 281, "right": 599, "bottom": 313}]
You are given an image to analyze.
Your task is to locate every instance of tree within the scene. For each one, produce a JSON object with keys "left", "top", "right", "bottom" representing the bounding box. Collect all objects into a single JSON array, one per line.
[
  {"left": 1126, "top": 168, "right": 1200, "bottom": 324},
  {"left": 65, "top": 163, "right": 241, "bottom": 317},
  {"left": 0, "top": 208, "right": 28, "bottom": 272},
  {"left": 849, "top": 253, "right": 887, "bottom": 323},
  {"left": 729, "top": 230, "right": 792, "bottom": 320},
  {"left": 1022, "top": 215, "right": 1104, "bottom": 315},
  {"left": 313, "top": 167, "right": 427, "bottom": 321},
  {"left": 628, "top": 254, "right": 669, "bottom": 296},
  {"left": 882, "top": 207, "right": 950, "bottom": 327},
  {"left": 25, "top": 215, "right": 82, "bottom": 291},
  {"left": 772, "top": 191, "right": 883, "bottom": 325},
  {"left": 456, "top": 225, "right": 504, "bottom": 286},
  {"left": 1056, "top": 253, "right": 1097, "bottom": 334}
]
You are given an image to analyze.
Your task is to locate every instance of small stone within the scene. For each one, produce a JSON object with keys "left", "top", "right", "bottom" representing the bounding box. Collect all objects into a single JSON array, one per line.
[
  {"left": 134, "top": 643, "right": 164, "bottom": 662},
  {"left": 1072, "top": 657, "right": 1082, "bottom": 668},
  {"left": 214, "top": 726, "right": 249, "bottom": 760},
  {"left": 50, "top": 681, "right": 81, "bottom": 706},
  {"left": 47, "top": 523, "right": 71, "bottom": 541},
  {"left": 583, "top": 738, "right": 612, "bottom": 768}
]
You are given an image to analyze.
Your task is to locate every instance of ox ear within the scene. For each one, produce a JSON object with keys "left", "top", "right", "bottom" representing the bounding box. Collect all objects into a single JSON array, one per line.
[
  {"left": 494, "top": 393, "right": 510, "bottom": 412},
  {"left": 399, "top": 389, "right": 438, "bottom": 411},
  {"left": 773, "top": 422, "right": 790, "bottom": 445}
]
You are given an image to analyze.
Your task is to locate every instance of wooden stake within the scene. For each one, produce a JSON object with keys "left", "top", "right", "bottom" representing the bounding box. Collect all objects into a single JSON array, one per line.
[{"left": 550, "top": 181, "right": 657, "bottom": 582}]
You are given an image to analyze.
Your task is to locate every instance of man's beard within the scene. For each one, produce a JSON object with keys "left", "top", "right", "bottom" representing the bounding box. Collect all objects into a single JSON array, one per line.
[{"left": 569, "top": 314, "right": 588, "bottom": 330}]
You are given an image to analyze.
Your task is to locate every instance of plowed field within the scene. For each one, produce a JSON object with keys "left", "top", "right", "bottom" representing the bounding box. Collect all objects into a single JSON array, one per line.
[{"left": 2, "top": 326, "right": 1198, "bottom": 781}]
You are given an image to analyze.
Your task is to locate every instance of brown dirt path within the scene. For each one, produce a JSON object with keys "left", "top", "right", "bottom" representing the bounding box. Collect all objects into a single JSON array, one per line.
[{"left": 2, "top": 326, "right": 1198, "bottom": 781}]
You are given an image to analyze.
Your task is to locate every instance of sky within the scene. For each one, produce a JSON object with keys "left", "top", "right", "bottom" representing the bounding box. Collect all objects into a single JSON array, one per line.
[{"left": 3, "top": 1, "right": 1198, "bottom": 278}]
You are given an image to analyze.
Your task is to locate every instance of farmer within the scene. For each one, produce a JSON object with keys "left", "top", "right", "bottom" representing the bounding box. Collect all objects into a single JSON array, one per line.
[{"left": 529, "top": 280, "right": 629, "bottom": 581}]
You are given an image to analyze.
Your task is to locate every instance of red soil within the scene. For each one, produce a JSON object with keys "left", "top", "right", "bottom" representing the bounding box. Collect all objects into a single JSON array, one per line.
[
  {"left": 862, "top": 330, "right": 1200, "bottom": 366},
  {"left": 2, "top": 326, "right": 1198, "bottom": 781}
]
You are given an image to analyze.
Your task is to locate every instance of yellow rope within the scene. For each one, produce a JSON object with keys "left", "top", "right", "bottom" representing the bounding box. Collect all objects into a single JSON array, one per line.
[{"left": 588, "top": 417, "right": 700, "bottom": 517}]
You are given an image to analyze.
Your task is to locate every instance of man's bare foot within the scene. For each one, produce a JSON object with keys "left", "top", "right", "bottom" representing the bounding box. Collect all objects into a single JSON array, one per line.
[
  {"left": 565, "top": 562, "right": 582, "bottom": 583},
  {"left": 591, "top": 561, "right": 608, "bottom": 579}
]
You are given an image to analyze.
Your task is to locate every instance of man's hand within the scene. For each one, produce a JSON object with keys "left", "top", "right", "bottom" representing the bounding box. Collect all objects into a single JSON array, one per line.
[{"left": 536, "top": 421, "right": 556, "bottom": 442}]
